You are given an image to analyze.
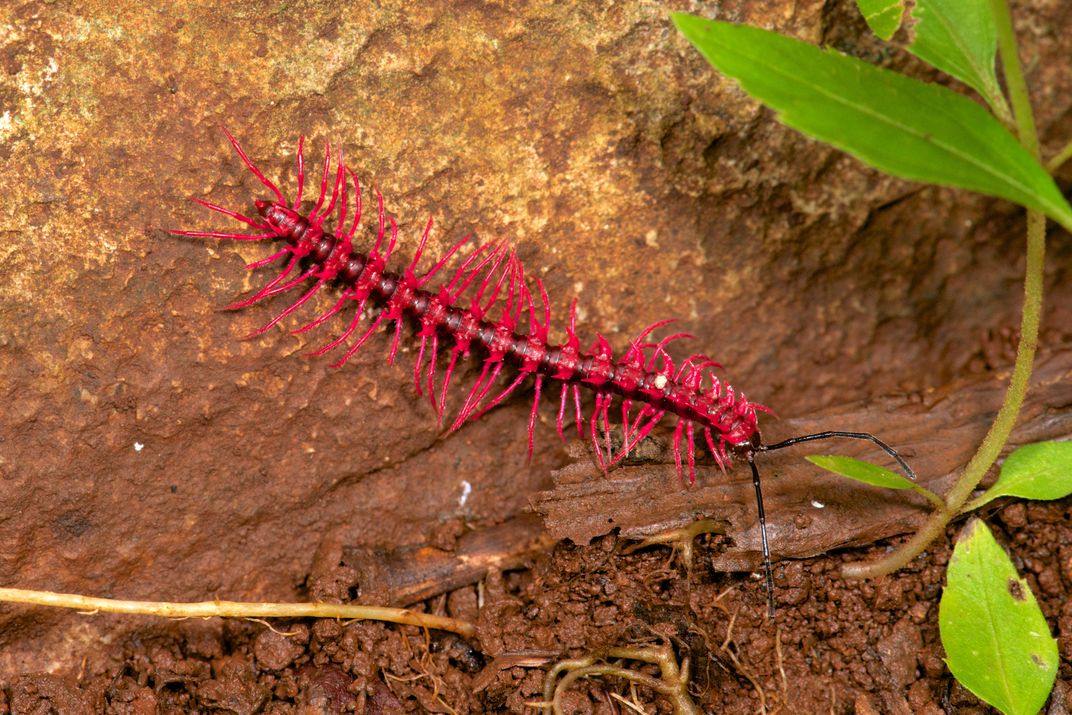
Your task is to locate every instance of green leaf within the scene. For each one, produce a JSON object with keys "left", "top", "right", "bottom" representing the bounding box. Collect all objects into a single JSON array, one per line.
[
  {"left": 806, "top": 455, "right": 915, "bottom": 489},
  {"left": 939, "top": 520, "right": 1058, "bottom": 715},
  {"left": 907, "top": 0, "right": 1009, "bottom": 119},
  {"left": 856, "top": 0, "right": 904, "bottom": 40},
  {"left": 969, "top": 441, "right": 1072, "bottom": 510},
  {"left": 671, "top": 14, "right": 1072, "bottom": 233}
]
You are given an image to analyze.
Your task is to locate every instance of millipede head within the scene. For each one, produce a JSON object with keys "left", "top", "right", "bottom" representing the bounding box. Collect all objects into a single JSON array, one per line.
[{"left": 731, "top": 430, "right": 763, "bottom": 455}]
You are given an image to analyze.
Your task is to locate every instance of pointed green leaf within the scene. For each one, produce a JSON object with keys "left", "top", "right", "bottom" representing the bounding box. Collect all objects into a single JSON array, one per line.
[
  {"left": 856, "top": 0, "right": 904, "bottom": 40},
  {"left": 939, "top": 520, "right": 1058, "bottom": 715},
  {"left": 806, "top": 455, "right": 915, "bottom": 489},
  {"left": 671, "top": 14, "right": 1072, "bottom": 233},
  {"left": 969, "top": 441, "right": 1072, "bottom": 510},
  {"left": 907, "top": 0, "right": 1009, "bottom": 118}
]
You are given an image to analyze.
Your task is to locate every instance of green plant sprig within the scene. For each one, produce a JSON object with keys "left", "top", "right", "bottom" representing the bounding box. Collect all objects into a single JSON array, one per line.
[
  {"left": 674, "top": 1, "right": 1072, "bottom": 711},
  {"left": 843, "top": 0, "right": 1047, "bottom": 581}
]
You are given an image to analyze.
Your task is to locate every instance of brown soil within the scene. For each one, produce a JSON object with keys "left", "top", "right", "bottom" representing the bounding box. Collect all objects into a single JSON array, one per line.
[{"left": 4, "top": 496, "right": 1071, "bottom": 714}]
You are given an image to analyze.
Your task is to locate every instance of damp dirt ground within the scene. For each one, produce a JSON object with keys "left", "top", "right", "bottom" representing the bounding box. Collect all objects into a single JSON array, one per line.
[{"left": 3, "top": 496, "right": 1070, "bottom": 714}]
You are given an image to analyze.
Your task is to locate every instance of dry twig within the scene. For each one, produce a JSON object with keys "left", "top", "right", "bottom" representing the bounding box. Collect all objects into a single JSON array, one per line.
[{"left": 0, "top": 587, "right": 476, "bottom": 637}]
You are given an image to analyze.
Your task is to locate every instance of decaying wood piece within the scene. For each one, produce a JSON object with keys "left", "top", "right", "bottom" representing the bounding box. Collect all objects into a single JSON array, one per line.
[
  {"left": 344, "top": 514, "right": 552, "bottom": 606},
  {"left": 532, "top": 348, "right": 1072, "bottom": 572}
]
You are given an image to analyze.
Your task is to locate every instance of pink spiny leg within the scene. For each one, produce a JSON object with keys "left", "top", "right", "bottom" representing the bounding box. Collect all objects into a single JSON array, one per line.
[
  {"left": 631, "top": 319, "right": 676, "bottom": 347},
  {"left": 460, "top": 369, "right": 527, "bottom": 428},
  {"left": 619, "top": 405, "right": 666, "bottom": 459},
  {"left": 287, "top": 169, "right": 360, "bottom": 340},
  {"left": 225, "top": 256, "right": 304, "bottom": 310},
  {"left": 312, "top": 152, "right": 345, "bottom": 229},
  {"left": 588, "top": 392, "right": 608, "bottom": 473},
  {"left": 455, "top": 258, "right": 530, "bottom": 426},
  {"left": 464, "top": 268, "right": 526, "bottom": 403},
  {"left": 221, "top": 126, "right": 285, "bottom": 205},
  {"left": 413, "top": 238, "right": 471, "bottom": 404},
  {"left": 310, "top": 289, "right": 373, "bottom": 357},
  {"left": 703, "top": 428, "right": 728, "bottom": 473},
  {"left": 245, "top": 249, "right": 289, "bottom": 270},
  {"left": 260, "top": 265, "right": 318, "bottom": 300},
  {"left": 618, "top": 398, "right": 633, "bottom": 459},
  {"left": 454, "top": 245, "right": 525, "bottom": 419},
  {"left": 555, "top": 382, "right": 584, "bottom": 441},
  {"left": 572, "top": 384, "right": 584, "bottom": 439},
  {"left": 686, "top": 421, "right": 696, "bottom": 484},
  {"left": 556, "top": 383, "right": 569, "bottom": 441},
  {"left": 346, "top": 169, "right": 363, "bottom": 238},
  {"left": 527, "top": 375, "right": 543, "bottom": 459},
  {"left": 424, "top": 334, "right": 442, "bottom": 408},
  {"left": 383, "top": 216, "right": 437, "bottom": 371},
  {"left": 419, "top": 236, "right": 469, "bottom": 288},
  {"left": 645, "top": 332, "right": 695, "bottom": 372},
  {"left": 412, "top": 333, "right": 431, "bottom": 397},
  {"left": 171, "top": 229, "right": 277, "bottom": 241},
  {"left": 309, "top": 141, "right": 332, "bottom": 219},
  {"left": 405, "top": 217, "right": 435, "bottom": 280},
  {"left": 600, "top": 393, "right": 613, "bottom": 462},
  {"left": 441, "top": 240, "right": 497, "bottom": 300},
  {"left": 387, "top": 313, "right": 405, "bottom": 366},
  {"left": 431, "top": 243, "right": 520, "bottom": 424},
  {"left": 672, "top": 420, "right": 685, "bottom": 482},
  {"left": 383, "top": 214, "right": 399, "bottom": 261},
  {"left": 529, "top": 277, "right": 552, "bottom": 342},
  {"left": 370, "top": 189, "right": 389, "bottom": 256},
  {"left": 449, "top": 360, "right": 504, "bottom": 431},
  {"left": 293, "top": 135, "right": 305, "bottom": 210},
  {"left": 247, "top": 280, "right": 325, "bottom": 338},
  {"left": 230, "top": 259, "right": 319, "bottom": 313},
  {"left": 437, "top": 349, "right": 463, "bottom": 424},
  {"left": 292, "top": 292, "right": 348, "bottom": 335},
  {"left": 332, "top": 312, "right": 387, "bottom": 369},
  {"left": 334, "top": 162, "right": 350, "bottom": 241},
  {"left": 189, "top": 198, "right": 269, "bottom": 230}
]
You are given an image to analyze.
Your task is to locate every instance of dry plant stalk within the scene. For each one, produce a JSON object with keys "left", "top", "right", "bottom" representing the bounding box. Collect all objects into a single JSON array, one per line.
[
  {"left": 0, "top": 587, "right": 476, "bottom": 638},
  {"left": 538, "top": 644, "right": 700, "bottom": 715}
]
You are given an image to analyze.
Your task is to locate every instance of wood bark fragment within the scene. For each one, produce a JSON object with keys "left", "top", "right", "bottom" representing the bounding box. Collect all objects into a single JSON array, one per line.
[
  {"left": 532, "top": 348, "right": 1072, "bottom": 572},
  {"left": 344, "top": 513, "right": 552, "bottom": 606}
]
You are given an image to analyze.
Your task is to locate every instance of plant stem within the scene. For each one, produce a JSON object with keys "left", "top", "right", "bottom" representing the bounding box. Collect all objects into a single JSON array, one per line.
[
  {"left": 1046, "top": 139, "right": 1072, "bottom": 173},
  {"left": 908, "top": 482, "right": 947, "bottom": 512},
  {"left": 991, "top": 0, "right": 1040, "bottom": 156},
  {"left": 0, "top": 587, "right": 476, "bottom": 638},
  {"left": 843, "top": 0, "right": 1046, "bottom": 579}
]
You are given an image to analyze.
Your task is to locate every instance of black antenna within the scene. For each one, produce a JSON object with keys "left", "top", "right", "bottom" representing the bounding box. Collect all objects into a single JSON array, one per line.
[
  {"left": 747, "top": 430, "right": 914, "bottom": 618},
  {"left": 745, "top": 450, "right": 776, "bottom": 618},
  {"left": 760, "top": 430, "right": 915, "bottom": 480}
]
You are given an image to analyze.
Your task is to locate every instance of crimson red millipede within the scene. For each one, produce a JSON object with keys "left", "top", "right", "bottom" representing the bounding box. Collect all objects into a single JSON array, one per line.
[{"left": 174, "top": 128, "right": 914, "bottom": 616}]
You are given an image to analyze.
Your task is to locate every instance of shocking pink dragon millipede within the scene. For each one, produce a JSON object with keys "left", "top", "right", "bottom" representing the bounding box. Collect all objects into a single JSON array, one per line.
[{"left": 174, "top": 128, "right": 915, "bottom": 616}]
